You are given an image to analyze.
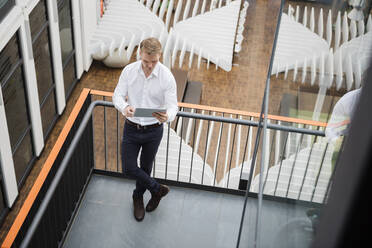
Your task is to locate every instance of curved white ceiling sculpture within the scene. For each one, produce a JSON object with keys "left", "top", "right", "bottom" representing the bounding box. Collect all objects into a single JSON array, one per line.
[
  {"left": 89, "top": 0, "right": 245, "bottom": 71},
  {"left": 271, "top": 13, "right": 329, "bottom": 76},
  {"left": 163, "top": 0, "right": 242, "bottom": 71}
]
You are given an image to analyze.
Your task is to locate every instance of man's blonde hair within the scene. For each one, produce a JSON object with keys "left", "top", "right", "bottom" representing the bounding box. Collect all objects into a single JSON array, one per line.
[{"left": 140, "top": 37, "right": 162, "bottom": 55}]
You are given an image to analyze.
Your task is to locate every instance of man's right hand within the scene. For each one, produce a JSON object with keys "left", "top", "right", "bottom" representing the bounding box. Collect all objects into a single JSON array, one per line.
[{"left": 124, "top": 106, "right": 135, "bottom": 117}]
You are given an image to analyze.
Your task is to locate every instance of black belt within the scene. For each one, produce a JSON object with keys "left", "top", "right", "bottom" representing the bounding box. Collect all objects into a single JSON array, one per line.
[{"left": 125, "top": 119, "right": 162, "bottom": 130}]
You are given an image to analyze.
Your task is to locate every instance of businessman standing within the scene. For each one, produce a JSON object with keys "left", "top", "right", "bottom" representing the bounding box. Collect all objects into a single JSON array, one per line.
[{"left": 113, "top": 38, "right": 178, "bottom": 221}]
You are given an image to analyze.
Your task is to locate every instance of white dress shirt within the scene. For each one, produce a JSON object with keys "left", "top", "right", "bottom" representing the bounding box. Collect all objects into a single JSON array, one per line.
[
  {"left": 113, "top": 60, "right": 178, "bottom": 126},
  {"left": 325, "top": 88, "right": 361, "bottom": 143}
]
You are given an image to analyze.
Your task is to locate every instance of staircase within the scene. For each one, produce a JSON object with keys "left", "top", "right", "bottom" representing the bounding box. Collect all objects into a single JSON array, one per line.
[{"left": 252, "top": 139, "right": 333, "bottom": 203}]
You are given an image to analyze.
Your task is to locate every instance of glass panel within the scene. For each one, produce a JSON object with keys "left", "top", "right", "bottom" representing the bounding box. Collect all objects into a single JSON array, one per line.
[
  {"left": 40, "top": 90, "right": 57, "bottom": 138},
  {"left": 0, "top": 0, "right": 15, "bottom": 23},
  {"left": 58, "top": 0, "right": 74, "bottom": 65},
  {"left": 237, "top": 0, "right": 372, "bottom": 247},
  {"left": 0, "top": 0, "right": 8, "bottom": 8},
  {"left": 32, "top": 27, "right": 54, "bottom": 102},
  {"left": 63, "top": 56, "right": 76, "bottom": 98},
  {"left": 2, "top": 66, "right": 30, "bottom": 151},
  {"left": 13, "top": 130, "right": 33, "bottom": 185},
  {"left": 0, "top": 34, "right": 20, "bottom": 85},
  {"left": 29, "top": 0, "right": 48, "bottom": 41}
]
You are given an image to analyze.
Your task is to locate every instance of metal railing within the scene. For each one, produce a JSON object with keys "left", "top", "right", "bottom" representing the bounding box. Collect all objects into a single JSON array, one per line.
[
  {"left": 13, "top": 96, "right": 93, "bottom": 248},
  {"left": 91, "top": 94, "right": 330, "bottom": 204},
  {"left": 14, "top": 94, "right": 331, "bottom": 247}
]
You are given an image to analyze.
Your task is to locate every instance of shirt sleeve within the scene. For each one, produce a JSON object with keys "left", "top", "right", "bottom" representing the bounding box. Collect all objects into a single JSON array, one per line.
[
  {"left": 325, "top": 100, "right": 349, "bottom": 143},
  {"left": 113, "top": 68, "right": 129, "bottom": 116},
  {"left": 164, "top": 74, "right": 178, "bottom": 122}
]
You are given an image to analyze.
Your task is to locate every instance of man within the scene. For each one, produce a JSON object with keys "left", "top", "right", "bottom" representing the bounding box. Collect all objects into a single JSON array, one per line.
[
  {"left": 113, "top": 38, "right": 178, "bottom": 221},
  {"left": 325, "top": 87, "right": 362, "bottom": 169},
  {"left": 307, "top": 87, "right": 362, "bottom": 232}
]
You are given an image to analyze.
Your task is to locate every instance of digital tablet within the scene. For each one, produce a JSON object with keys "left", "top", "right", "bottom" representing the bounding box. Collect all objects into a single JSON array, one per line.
[{"left": 133, "top": 108, "right": 166, "bottom": 117}]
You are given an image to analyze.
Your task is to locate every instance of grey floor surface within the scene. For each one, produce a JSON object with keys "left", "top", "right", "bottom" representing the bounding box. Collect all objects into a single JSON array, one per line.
[{"left": 63, "top": 174, "right": 314, "bottom": 248}]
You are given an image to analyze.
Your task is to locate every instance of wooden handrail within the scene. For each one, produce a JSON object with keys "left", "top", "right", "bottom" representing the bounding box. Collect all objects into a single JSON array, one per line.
[
  {"left": 90, "top": 89, "right": 327, "bottom": 127},
  {"left": 1, "top": 88, "right": 91, "bottom": 248}
]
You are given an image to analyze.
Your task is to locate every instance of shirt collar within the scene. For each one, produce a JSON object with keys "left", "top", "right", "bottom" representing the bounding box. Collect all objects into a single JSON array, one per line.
[{"left": 138, "top": 61, "right": 160, "bottom": 78}]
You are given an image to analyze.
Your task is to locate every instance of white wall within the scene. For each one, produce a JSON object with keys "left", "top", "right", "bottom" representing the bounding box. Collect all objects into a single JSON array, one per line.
[{"left": 79, "top": 0, "right": 100, "bottom": 71}]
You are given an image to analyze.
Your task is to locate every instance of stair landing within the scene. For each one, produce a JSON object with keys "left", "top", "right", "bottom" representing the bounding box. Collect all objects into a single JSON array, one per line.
[{"left": 63, "top": 174, "right": 313, "bottom": 248}]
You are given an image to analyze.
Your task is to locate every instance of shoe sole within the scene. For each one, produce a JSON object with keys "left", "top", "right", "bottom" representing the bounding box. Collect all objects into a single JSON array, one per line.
[{"left": 135, "top": 216, "right": 144, "bottom": 222}]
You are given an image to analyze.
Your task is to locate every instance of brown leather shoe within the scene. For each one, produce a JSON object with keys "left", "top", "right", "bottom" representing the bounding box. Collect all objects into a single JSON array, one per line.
[
  {"left": 133, "top": 195, "right": 145, "bottom": 221},
  {"left": 146, "top": 185, "right": 170, "bottom": 212}
]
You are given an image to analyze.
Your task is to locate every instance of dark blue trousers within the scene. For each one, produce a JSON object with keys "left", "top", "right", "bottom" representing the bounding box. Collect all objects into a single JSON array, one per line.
[{"left": 121, "top": 123, "right": 163, "bottom": 198}]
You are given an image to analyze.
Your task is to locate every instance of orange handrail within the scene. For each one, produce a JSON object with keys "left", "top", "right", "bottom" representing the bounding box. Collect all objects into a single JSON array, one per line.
[
  {"left": 1, "top": 89, "right": 91, "bottom": 248},
  {"left": 90, "top": 89, "right": 327, "bottom": 127}
]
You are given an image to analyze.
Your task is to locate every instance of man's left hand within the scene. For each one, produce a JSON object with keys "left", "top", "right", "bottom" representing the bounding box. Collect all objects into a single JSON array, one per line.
[{"left": 153, "top": 112, "right": 168, "bottom": 123}]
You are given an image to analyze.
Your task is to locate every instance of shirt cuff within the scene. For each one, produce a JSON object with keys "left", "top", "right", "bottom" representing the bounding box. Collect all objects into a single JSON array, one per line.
[{"left": 120, "top": 103, "right": 129, "bottom": 116}]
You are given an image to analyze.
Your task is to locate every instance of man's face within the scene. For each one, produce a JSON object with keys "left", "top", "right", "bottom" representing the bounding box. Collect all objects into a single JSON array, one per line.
[{"left": 140, "top": 51, "right": 161, "bottom": 75}]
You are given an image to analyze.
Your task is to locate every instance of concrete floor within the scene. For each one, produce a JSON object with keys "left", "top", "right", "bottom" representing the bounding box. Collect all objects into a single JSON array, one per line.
[{"left": 63, "top": 174, "right": 314, "bottom": 248}]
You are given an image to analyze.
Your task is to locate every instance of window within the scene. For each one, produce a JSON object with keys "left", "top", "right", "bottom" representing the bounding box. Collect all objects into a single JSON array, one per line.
[
  {"left": 40, "top": 90, "right": 58, "bottom": 136},
  {"left": 0, "top": 0, "right": 15, "bottom": 23},
  {"left": 58, "top": 0, "right": 77, "bottom": 99},
  {"left": 0, "top": 33, "right": 35, "bottom": 186},
  {"left": 30, "top": 0, "right": 58, "bottom": 139}
]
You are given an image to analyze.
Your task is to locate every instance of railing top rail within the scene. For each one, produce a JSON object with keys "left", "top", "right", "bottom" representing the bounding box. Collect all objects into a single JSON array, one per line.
[
  {"left": 177, "top": 111, "right": 325, "bottom": 136},
  {"left": 90, "top": 89, "right": 327, "bottom": 127}
]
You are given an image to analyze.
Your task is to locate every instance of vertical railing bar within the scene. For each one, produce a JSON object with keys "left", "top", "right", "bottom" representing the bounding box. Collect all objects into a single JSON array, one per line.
[
  {"left": 286, "top": 125, "right": 292, "bottom": 158},
  {"left": 226, "top": 116, "right": 238, "bottom": 188},
  {"left": 117, "top": 108, "right": 120, "bottom": 172},
  {"left": 194, "top": 110, "right": 204, "bottom": 153},
  {"left": 311, "top": 143, "right": 329, "bottom": 202},
  {"left": 274, "top": 131, "right": 289, "bottom": 196},
  {"left": 275, "top": 120, "right": 281, "bottom": 164},
  {"left": 285, "top": 132, "right": 305, "bottom": 198},
  {"left": 246, "top": 125, "right": 263, "bottom": 192},
  {"left": 235, "top": 115, "right": 242, "bottom": 168},
  {"left": 61, "top": 172, "right": 69, "bottom": 230},
  {"left": 71, "top": 147, "right": 79, "bottom": 220},
  {"left": 55, "top": 185, "right": 63, "bottom": 241},
  {"left": 104, "top": 96, "right": 107, "bottom": 171},
  {"left": 205, "top": 111, "right": 216, "bottom": 159},
  {"left": 43, "top": 208, "right": 52, "bottom": 247},
  {"left": 66, "top": 154, "right": 75, "bottom": 216},
  {"left": 238, "top": 117, "right": 251, "bottom": 186},
  {"left": 165, "top": 123, "right": 170, "bottom": 179},
  {"left": 223, "top": 114, "right": 233, "bottom": 186},
  {"left": 262, "top": 128, "right": 277, "bottom": 192},
  {"left": 189, "top": 117, "right": 197, "bottom": 183},
  {"left": 213, "top": 113, "right": 224, "bottom": 187},
  {"left": 201, "top": 111, "right": 212, "bottom": 185},
  {"left": 176, "top": 107, "right": 183, "bottom": 136},
  {"left": 177, "top": 116, "right": 184, "bottom": 181},
  {"left": 40, "top": 216, "right": 49, "bottom": 247},
  {"left": 92, "top": 97, "right": 97, "bottom": 169},
  {"left": 50, "top": 196, "right": 58, "bottom": 245},
  {"left": 298, "top": 128, "right": 320, "bottom": 200},
  {"left": 185, "top": 108, "right": 194, "bottom": 144},
  {"left": 247, "top": 117, "right": 253, "bottom": 160}
]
